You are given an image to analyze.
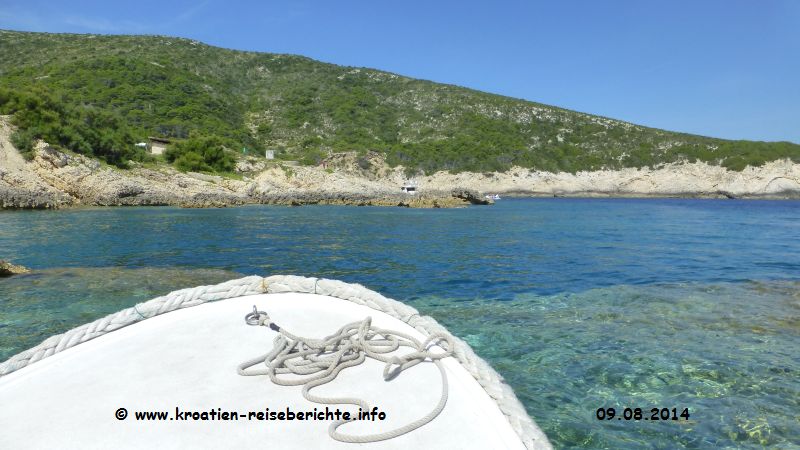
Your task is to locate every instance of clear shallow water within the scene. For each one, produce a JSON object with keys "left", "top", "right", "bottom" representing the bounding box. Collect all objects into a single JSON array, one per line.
[{"left": 1, "top": 199, "right": 798, "bottom": 449}]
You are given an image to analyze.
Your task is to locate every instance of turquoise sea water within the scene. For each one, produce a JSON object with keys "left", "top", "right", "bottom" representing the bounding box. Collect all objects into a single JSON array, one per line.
[{"left": 1, "top": 199, "right": 798, "bottom": 449}]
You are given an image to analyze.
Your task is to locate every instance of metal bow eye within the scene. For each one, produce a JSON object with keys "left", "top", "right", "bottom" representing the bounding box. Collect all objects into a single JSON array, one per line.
[{"left": 245, "top": 305, "right": 267, "bottom": 326}]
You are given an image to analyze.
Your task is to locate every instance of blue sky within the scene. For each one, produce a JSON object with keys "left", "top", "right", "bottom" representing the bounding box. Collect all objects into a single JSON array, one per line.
[{"left": 1, "top": 0, "right": 798, "bottom": 143}]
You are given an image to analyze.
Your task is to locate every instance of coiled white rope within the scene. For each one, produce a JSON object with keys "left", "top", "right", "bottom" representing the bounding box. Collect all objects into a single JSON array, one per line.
[{"left": 237, "top": 308, "right": 454, "bottom": 443}]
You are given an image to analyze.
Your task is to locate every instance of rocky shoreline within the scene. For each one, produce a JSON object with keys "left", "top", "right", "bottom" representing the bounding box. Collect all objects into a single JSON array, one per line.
[
  {"left": 1, "top": 118, "right": 798, "bottom": 209},
  {"left": 418, "top": 161, "right": 800, "bottom": 200},
  {"left": 0, "top": 130, "right": 491, "bottom": 209}
]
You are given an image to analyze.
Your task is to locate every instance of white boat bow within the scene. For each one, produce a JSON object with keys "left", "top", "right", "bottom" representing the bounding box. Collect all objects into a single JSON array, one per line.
[{"left": 0, "top": 275, "right": 551, "bottom": 449}]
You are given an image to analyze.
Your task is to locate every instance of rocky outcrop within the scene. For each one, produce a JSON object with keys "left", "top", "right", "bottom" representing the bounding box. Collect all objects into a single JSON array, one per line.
[
  {"left": 0, "top": 260, "right": 30, "bottom": 277},
  {"left": 0, "top": 117, "right": 251, "bottom": 208},
  {"left": 451, "top": 188, "right": 492, "bottom": 205},
  {"left": 24, "top": 143, "right": 253, "bottom": 207},
  {"left": 0, "top": 184, "right": 70, "bottom": 209}
]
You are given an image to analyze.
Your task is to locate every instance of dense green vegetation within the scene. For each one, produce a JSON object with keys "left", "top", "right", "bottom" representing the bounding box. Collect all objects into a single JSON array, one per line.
[
  {"left": 1, "top": 29, "right": 798, "bottom": 174},
  {"left": 0, "top": 87, "right": 142, "bottom": 166}
]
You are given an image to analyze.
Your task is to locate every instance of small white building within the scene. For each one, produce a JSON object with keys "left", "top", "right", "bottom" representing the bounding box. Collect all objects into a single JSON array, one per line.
[
  {"left": 265, "top": 150, "right": 275, "bottom": 160},
  {"left": 148, "top": 137, "right": 171, "bottom": 155},
  {"left": 401, "top": 180, "right": 418, "bottom": 195}
]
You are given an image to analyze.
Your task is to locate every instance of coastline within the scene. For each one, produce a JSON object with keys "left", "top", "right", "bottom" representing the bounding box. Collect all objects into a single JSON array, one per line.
[{"left": 1, "top": 120, "right": 798, "bottom": 210}]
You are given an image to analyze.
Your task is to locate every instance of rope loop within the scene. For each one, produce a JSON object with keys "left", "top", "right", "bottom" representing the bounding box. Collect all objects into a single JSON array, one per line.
[{"left": 238, "top": 311, "right": 453, "bottom": 443}]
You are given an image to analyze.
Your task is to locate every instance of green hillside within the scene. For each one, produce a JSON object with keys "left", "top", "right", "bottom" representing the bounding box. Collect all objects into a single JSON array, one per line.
[{"left": 1, "top": 29, "right": 798, "bottom": 172}]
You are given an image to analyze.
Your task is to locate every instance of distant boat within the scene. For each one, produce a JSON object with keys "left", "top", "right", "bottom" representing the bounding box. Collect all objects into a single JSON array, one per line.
[{"left": 485, "top": 194, "right": 501, "bottom": 200}]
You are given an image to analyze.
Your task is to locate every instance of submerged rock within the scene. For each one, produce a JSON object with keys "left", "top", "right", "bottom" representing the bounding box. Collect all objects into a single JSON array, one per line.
[
  {"left": 252, "top": 190, "right": 483, "bottom": 208},
  {"left": 0, "top": 260, "right": 30, "bottom": 277}
]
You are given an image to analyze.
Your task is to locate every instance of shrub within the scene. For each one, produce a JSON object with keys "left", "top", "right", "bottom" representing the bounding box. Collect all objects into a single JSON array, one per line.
[
  {"left": 9, "top": 127, "right": 37, "bottom": 160},
  {"left": 165, "top": 135, "right": 236, "bottom": 172},
  {"left": 173, "top": 152, "right": 212, "bottom": 172}
]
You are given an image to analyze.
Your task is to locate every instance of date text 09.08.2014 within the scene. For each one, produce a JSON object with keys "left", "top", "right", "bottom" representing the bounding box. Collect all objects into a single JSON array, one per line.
[{"left": 596, "top": 407, "right": 690, "bottom": 421}]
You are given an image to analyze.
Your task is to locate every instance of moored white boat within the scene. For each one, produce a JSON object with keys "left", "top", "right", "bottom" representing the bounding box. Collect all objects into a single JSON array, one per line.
[{"left": 0, "top": 275, "right": 551, "bottom": 449}]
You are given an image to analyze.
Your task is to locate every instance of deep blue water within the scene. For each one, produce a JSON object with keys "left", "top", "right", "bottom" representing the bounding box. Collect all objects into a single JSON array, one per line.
[{"left": 1, "top": 199, "right": 798, "bottom": 449}]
